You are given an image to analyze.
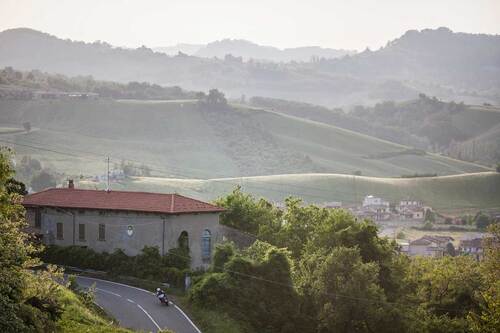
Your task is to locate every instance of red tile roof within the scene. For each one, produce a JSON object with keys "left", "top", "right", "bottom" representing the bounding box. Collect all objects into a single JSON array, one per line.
[{"left": 23, "top": 188, "right": 224, "bottom": 215}]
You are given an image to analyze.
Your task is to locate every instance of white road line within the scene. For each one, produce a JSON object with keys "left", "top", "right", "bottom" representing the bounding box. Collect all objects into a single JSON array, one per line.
[
  {"left": 77, "top": 276, "right": 155, "bottom": 295},
  {"left": 127, "top": 298, "right": 135, "bottom": 304},
  {"left": 77, "top": 275, "right": 203, "bottom": 333},
  {"left": 137, "top": 303, "right": 161, "bottom": 332},
  {"left": 95, "top": 287, "right": 122, "bottom": 298},
  {"left": 174, "top": 304, "right": 202, "bottom": 333}
]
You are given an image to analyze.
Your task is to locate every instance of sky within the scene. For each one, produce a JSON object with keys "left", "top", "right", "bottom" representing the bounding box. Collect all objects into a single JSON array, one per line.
[{"left": 1, "top": 0, "right": 499, "bottom": 51}]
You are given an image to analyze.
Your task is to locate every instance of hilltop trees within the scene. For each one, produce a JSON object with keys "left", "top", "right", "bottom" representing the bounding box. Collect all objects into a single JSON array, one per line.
[
  {"left": 197, "top": 89, "right": 228, "bottom": 109},
  {"left": 30, "top": 170, "right": 56, "bottom": 192},
  {"left": 0, "top": 66, "right": 198, "bottom": 100}
]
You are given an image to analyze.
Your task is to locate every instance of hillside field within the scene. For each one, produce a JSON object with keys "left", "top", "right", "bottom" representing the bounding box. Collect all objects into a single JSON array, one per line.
[
  {"left": 77, "top": 172, "right": 500, "bottom": 214},
  {"left": 0, "top": 99, "right": 490, "bottom": 179}
]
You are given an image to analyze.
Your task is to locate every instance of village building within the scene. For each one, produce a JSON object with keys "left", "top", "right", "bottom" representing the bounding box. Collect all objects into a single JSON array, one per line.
[
  {"left": 322, "top": 201, "right": 342, "bottom": 209},
  {"left": 396, "top": 199, "right": 425, "bottom": 220},
  {"left": 459, "top": 238, "right": 484, "bottom": 261},
  {"left": 22, "top": 181, "right": 225, "bottom": 269},
  {"left": 408, "top": 235, "right": 454, "bottom": 257},
  {"left": 359, "top": 195, "right": 391, "bottom": 220}
]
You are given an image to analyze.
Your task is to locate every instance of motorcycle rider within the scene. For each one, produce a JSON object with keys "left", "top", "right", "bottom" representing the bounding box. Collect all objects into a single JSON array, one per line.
[{"left": 156, "top": 287, "right": 169, "bottom": 305}]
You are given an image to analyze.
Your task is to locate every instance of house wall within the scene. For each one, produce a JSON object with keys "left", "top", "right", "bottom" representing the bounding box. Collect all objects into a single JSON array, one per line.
[
  {"left": 26, "top": 207, "right": 221, "bottom": 269},
  {"left": 408, "top": 244, "right": 442, "bottom": 257}
]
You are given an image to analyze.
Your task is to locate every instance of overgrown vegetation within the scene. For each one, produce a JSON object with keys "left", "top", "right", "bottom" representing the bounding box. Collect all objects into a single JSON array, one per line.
[
  {"left": 188, "top": 187, "right": 500, "bottom": 333},
  {"left": 0, "top": 147, "right": 136, "bottom": 332},
  {"left": 41, "top": 245, "right": 191, "bottom": 288}
]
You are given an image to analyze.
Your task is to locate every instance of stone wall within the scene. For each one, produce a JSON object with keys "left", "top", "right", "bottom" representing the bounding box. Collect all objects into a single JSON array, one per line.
[{"left": 26, "top": 207, "right": 221, "bottom": 269}]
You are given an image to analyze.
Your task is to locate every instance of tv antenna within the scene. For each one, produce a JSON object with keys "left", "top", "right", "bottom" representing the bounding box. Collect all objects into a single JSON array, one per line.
[{"left": 106, "top": 156, "right": 110, "bottom": 191}]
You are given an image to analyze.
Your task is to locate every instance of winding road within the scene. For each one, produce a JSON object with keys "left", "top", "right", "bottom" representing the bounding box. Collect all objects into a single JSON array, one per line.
[{"left": 76, "top": 276, "right": 201, "bottom": 333}]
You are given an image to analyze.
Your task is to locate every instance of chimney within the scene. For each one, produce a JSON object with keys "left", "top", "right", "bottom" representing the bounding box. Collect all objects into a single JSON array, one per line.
[{"left": 68, "top": 179, "right": 74, "bottom": 189}]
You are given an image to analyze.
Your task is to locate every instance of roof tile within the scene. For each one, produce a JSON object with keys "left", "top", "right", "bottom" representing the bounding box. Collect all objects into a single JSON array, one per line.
[{"left": 23, "top": 188, "right": 224, "bottom": 215}]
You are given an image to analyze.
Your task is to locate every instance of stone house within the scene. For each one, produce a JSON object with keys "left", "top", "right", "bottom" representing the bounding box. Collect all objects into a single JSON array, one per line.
[
  {"left": 408, "top": 235, "right": 454, "bottom": 257},
  {"left": 459, "top": 238, "right": 484, "bottom": 261},
  {"left": 22, "top": 182, "right": 224, "bottom": 269}
]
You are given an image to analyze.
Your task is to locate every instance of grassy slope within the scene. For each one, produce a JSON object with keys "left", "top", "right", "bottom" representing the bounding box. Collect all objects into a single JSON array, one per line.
[
  {"left": 78, "top": 171, "right": 500, "bottom": 214},
  {"left": 56, "top": 287, "right": 133, "bottom": 333},
  {"left": 0, "top": 99, "right": 489, "bottom": 178}
]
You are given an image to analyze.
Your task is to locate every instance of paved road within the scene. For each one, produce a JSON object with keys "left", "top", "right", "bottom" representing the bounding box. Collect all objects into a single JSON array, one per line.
[{"left": 76, "top": 276, "right": 201, "bottom": 333}]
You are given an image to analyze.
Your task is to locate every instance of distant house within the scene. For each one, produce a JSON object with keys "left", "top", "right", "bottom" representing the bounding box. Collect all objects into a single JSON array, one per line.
[
  {"left": 322, "top": 201, "right": 342, "bottom": 209},
  {"left": 408, "top": 235, "right": 454, "bottom": 257},
  {"left": 398, "top": 200, "right": 422, "bottom": 209},
  {"left": 459, "top": 238, "right": 484, "bottom": 261},
  {"left": 362, "top": 195, "right": 390, "bottom": 210},
  {"left": 397, "top": 240, "right": 409, "bottom": 254},
  {"left": 396, "top": 199, "right": 425, "bottom": 220},
  {"left": 22, "top": 181, "right": 225, "bottom": 268},
  {"left": 360, "top": 195, "right": 391, "bottom": 220}
]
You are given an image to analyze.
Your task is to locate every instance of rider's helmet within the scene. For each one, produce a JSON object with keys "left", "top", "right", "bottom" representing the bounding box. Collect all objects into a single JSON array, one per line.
[{"left": 156, "top": 288, "right": 161, "bottom": 292}]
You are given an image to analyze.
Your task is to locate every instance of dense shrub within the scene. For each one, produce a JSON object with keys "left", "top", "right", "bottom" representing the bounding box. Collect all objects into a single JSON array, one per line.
[
  {"left": 41, "top": 245, "right": 191, "bottom": 288},
  {"left": 189, "top": 241, "right": 302, "bottom": 332}
]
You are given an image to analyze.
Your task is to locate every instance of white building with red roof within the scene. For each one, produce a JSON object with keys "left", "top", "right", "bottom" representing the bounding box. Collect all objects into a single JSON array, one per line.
[{"left": 23, "top": 181, "right": 224, "bottom": 268}]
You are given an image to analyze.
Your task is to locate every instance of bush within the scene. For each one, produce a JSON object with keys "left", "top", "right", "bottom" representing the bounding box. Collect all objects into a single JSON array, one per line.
[
  {"left": 475, "top": 213, "right": 492, "bottom": 230},
  {"left": 212, "top": 243, "right": 235, "bottom": 272},
  {"left": 422, "top": 220, "right": 434, "bottom": 230},
  {"left": 41, "top": 245, "right": 191, "bottom": 288}
]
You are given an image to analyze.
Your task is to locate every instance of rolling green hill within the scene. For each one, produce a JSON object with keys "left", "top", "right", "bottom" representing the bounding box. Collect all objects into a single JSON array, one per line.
[
  {"left": 0, "top": 99, "right": 489, "bottom": 179},
  {"left": 78, "top": 172, "right": 500, "bottom": 214}
]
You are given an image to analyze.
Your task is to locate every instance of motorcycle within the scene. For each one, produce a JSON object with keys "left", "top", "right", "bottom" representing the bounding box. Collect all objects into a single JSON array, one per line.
[{"left": 157, "top": 292, "right": 169, "bottom": 306}]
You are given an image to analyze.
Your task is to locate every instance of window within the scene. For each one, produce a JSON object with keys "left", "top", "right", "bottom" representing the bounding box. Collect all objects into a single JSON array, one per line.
[
  {"left": 98, "top": 224, "right": 106, "bottom": 241},
  {"left": 35, "top": 209, "right": 41, "bottom": 228},
  {"left": 56, "top": 223, "right": 63, "bottom": 240},
  {"left": 78, "top": 224, "right": 86, "bottom": 241},
  {"left": 202, "top": 229, "right": 211, "bottom": 260}
]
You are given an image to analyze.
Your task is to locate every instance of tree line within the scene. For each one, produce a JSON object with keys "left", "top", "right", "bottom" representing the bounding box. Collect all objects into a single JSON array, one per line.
[{"left": 187, "top": 187, "right": 499, "bottom": 333}]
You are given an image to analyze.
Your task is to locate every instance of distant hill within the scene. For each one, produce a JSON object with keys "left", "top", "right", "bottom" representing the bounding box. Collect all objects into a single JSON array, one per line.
[
  {"left": 193, "top": 39, "right": 355, "bottom": 62},
  {"left": 250, "top": 95, "right": 500, "bottom": 166},
  {"left": 153, "top": 39, "right": 355, "bottom": 62},
  {"left": 1, "top": 28, "right": 499, "bottom": 106},
  {"left": 313, "top": 27, "right": 500, "bottom": 91},
  {"left": 0, "top": 98, "right": 488, "bottom": 179},
  {"left": 153, "top": 43, "right": 204, "bottom": 56}
]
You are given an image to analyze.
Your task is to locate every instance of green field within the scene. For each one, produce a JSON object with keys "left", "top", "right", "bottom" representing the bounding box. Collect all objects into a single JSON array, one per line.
[
  {"left": 76, "top": 171, "right": 500, "bottom": 214},
  {"left": 0, "top": 99, "right": 490, "bottom": 178}
]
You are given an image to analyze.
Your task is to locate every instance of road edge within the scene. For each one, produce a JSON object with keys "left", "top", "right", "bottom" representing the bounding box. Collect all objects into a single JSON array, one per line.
[{"left": 77, "top": 275, "right": 202, "bottom": 333}]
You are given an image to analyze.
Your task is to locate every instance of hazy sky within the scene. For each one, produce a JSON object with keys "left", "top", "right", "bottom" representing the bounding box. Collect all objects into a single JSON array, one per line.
[{"left": 1, "top": 0, "right": 499, "bottom": 50}]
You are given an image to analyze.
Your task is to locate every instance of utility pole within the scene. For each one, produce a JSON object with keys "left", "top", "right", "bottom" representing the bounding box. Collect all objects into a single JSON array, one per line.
[{"left": 106, "top": 156, "right": 110, "bottom": 191}]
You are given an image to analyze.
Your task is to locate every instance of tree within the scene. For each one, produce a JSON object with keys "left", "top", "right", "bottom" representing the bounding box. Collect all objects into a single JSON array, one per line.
[
  {"left": 445, "top": 242, "right": 456, "bottom": 256},
  {"left": 475, "top": 213, "right": 491, "bottom": 230},
  {"left": 496, "top": 163, "right": 500, "bottom": 173},
  {"left": 199, "top": 89, "right": 227, "bottom": 108},
  {"left": 189, "top": 241, "right": 302, "bottom": 332},
  {"left": 214, "top": 186, "right": 281, "bottom": 236},
  {"left": 30, "top": 170, "right": 56, "bottom": 191},
  {"left": 424, "top": 209, "right": 435, "bottom": 223},
  {"left": 467, "top": 224, "right": 500, "bottom": 332},
  {"left": 0, "top": 148, "right": 55, "bottom": 331},
  {"left": 295, "top": 247, "right": 405, "bottom": 333},
  {"left": 5, "top": 178, "right": 27, "bottom": 195}
]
